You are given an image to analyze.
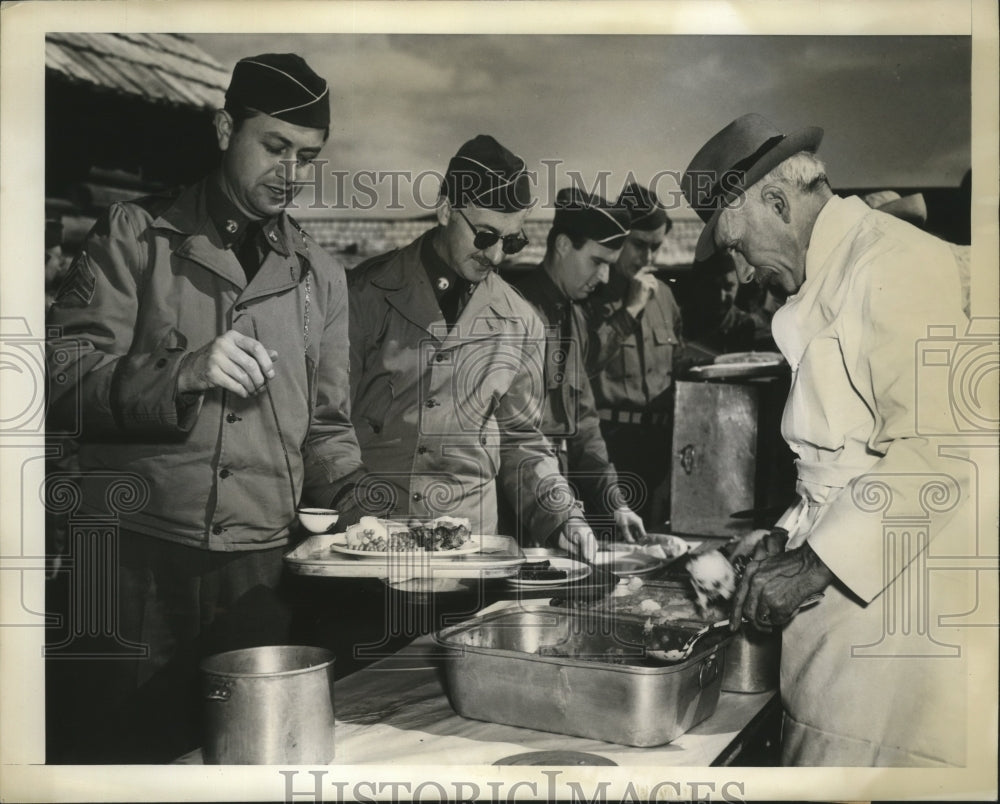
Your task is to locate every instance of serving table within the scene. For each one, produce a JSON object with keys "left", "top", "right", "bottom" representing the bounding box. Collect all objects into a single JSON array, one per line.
[{"left": 177, "top": 599, "right": 780, "bottom": 767}]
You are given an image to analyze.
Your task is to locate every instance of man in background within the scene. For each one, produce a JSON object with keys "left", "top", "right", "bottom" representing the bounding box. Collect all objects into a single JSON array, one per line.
[
  {"left": 509, "top": 188, "right": 646, "bottom": 543},
  {"left": 584, "top": 182, "right": 684, "bottom": 528}
]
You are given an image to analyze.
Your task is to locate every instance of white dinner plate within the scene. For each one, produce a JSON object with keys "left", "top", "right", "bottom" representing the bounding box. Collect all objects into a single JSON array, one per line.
[
  {"left": 689, "top": 362, "right": 784, "bottom": 379},
  {"left": 689, "top": 351, "right": 786, "bottom": 379},
  {"left": 714, "top": 351, "right": 784, "bottom": 365},
  {"left": 328, "top": 535, "right": 482, "bottom": 558},
  {"left": 506, "top": 557, "right": 592, "bottom": 588},
  {"left": 591, "top": 550, "right": 664, "bottom": 577}
]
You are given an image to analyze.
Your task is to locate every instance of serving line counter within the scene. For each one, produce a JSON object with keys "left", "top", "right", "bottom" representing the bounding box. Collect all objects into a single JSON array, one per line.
[{"left": 177, "top": 597, "right": 781, "bottom": 767}]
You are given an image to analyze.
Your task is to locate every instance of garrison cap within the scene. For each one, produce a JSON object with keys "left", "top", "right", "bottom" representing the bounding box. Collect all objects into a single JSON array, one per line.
[
  {"left": 617, "top": 182, "right": 671, "bottom": 233},
  {"left": 441, "top": 134, "right": 533, "bottom": 212},
  {"left": 225, "top": 53, "right": 330, "bottom": 130},
  {"left": 553, "top": 187, "right": 631, "bottom": 250}
]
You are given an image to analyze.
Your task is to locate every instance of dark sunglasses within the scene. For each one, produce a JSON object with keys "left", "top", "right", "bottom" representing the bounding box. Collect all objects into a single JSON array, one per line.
[{"left": 456, "top": 208, "right": 529, "bottom": 255}]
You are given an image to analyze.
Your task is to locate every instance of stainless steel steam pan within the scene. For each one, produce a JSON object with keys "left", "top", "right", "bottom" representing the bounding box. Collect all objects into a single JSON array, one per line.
[{"left": 436, "top": 607, "right": 730, "bottom": 747}]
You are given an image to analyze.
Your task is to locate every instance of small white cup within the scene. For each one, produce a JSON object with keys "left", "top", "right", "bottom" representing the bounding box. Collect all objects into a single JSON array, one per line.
[{"left": 297, "top": 508, "right": 340, "bottom": 534}]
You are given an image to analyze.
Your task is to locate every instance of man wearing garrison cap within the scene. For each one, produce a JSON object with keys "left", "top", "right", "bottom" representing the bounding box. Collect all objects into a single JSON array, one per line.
[
  {"left": 583, "top": 182, "right": 684, "bottom": 528},
  {"left": 347, "top": 136, "right": 598, "bottom": 560},
  {"left": 46, "top": 54, "right": 367, "bottom": 761},
  {"left": 682, "top": 113, "right": 971, "bottom": 766},
  {"left": 508, "top": 188, "right": 647, "bottom": 543}
]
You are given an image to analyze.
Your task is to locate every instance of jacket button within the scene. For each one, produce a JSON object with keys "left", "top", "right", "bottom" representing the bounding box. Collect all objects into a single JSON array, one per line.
[
  {"left": 371, "top": 424, "right": 381, "bottom": 434},
  {"left": 212, "top": 524, "right": 224, "bottom": 535},
  {"left": 417, "top": 446, "right": 428, "bottom": 454},
  {"left": 412, "top": 492, "right": 422, "bottom": 501},
  {"left": 155, "top": 358, "right": 168, "bottom": 368},
  {"left": 425, "top": 399, "right": 439, "bottom": 408},
  {"left": 219, "top": 468, "right": 231, "bottom": 479},
  {"left": 554, "top": 372, "right": 564, "bottom": 383},
  {"left": 226, "top": 413, "right": 241, "bottom": 423},
  {"left": 435, "top": 353, "right": 445, "bottom": 362}
]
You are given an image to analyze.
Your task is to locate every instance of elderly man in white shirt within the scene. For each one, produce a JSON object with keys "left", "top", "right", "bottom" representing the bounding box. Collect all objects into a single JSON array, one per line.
[{"left": 681, "top": 113, "right": 974, "bottom": 767}]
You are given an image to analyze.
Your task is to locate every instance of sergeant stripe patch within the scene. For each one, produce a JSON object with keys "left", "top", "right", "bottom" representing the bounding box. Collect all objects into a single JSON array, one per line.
[{"left": 54, "top": 251, "right": 97, "bottom": 308}]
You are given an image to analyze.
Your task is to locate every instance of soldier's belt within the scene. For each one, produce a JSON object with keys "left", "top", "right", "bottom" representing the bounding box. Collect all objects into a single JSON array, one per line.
[{"left": 597, "top": 408, "right": 671, "bottom": 427}]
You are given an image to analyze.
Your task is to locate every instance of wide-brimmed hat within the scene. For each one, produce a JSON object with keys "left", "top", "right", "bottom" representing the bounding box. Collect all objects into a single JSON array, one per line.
[{"left": 682, "top": 113, "right": 823, "bottom": 261}]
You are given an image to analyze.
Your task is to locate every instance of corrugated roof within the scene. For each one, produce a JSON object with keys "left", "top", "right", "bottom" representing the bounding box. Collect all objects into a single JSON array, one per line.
[{"left": 46, "top": 32, "right": 228, "bottom": 109}]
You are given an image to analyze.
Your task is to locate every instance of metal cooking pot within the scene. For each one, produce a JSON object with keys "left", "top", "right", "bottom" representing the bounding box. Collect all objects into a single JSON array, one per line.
[
  {"left": 201, "top": 645, "right": 335, "bottom": 765},
  {"left": 722, "top": 628, "right": 780, "bottom": 693}
]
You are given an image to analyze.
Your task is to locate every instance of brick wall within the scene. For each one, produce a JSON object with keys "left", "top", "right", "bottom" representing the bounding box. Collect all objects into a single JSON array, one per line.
[{"left": 301, "top": 216, "right": 703, "bottom": 268}]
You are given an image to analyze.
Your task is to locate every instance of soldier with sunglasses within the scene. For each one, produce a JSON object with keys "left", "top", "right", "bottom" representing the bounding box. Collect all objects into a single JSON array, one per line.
[{"left": 346, "top": 135, "right": 597, "bottom": 560}]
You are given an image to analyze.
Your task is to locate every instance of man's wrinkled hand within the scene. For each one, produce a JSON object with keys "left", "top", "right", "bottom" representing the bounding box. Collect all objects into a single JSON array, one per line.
[
  {"left": 178, "top": 329, "right": 278, "bottom": 399},
  {"left": 613, "top": 507, "right": 645, "bottom": 544},
  {"left": 559, "top": 518, "right": 598, "bottom": 562},
  {"left": 752, "top": 527, "right": 789, "bottom": 561},
  {"left": 730, "top": 541, "right": 833, "bottom": 632},
  {"left": 723, "top": 528, "right": 770, "bottom": 561}
]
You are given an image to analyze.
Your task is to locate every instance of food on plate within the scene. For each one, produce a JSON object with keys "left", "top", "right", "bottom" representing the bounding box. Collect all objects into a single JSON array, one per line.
[
  {"left": 636, "top": 534, "right": 690, "bottom": 562},
  {"left": 517, "top": 560, "right": 569, "bottom": 582},
  {"left": 714, "top": 350, "right": 783, "bottom": 365},
  {"left": 408, "top": 516, "right": 473, "bottom": 551},
  {"left": 343, "top": 517, "right": 415, "bottom": 550},
  {"left": 340, "top": 516, "right": 472, "bottom": 552},
  {"left": 637, "top": 544, "right": 669, "bottom": 561}
]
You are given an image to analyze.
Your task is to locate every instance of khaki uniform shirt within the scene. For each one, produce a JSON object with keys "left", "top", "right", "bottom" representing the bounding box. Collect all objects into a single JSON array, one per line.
[
  {"left": 46, "top": 175, "right": 363, "bottom": 550},
  {"left": 585, "top": 271, "right": 683, "bottom": 412}
]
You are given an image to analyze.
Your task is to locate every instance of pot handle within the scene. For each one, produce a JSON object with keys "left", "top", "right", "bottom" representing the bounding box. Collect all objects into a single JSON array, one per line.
[
  {"left": 698, "top": 653, "right": 720, "bottom": 689},
  {"left": 204, "top": 677, "right": 232, "bottom": 702}
]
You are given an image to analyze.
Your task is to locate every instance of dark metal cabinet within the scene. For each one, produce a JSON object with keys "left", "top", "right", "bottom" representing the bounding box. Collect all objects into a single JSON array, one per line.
[{"left": 670, "top": 377, "right": 796, "bottom": 536}]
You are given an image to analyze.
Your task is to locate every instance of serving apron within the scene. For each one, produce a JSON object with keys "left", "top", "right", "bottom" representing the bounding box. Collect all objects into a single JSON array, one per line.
[{"left": 776, "top": 460, "right": 969, "bottom": 767}]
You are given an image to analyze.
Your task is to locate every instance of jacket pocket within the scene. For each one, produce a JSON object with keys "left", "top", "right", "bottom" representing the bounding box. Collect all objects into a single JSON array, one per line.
[
  {"left": 650, "top": 323, "right": 678, "bottom": 361},
  {"left": 358, "top": 378, "right": 394, "bottom": 435},
  {"left": 645, "top": 324, "right": 678, "bottom": 392}
]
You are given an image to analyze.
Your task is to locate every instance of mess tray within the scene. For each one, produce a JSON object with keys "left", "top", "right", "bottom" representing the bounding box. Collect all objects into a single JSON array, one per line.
[{"left": 284, "top": 533, "right": 524, "bottom": 581}]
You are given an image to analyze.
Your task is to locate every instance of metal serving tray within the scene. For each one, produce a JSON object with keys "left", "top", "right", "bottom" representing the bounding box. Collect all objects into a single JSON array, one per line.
[{"left": 437, "top": 607, "right": 730, "bottom": 747}]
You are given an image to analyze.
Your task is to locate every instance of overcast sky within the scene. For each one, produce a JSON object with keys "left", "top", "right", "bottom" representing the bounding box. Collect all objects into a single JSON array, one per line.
[{"left": 190, "top": 33, "right": 971, "bottom": 218}]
